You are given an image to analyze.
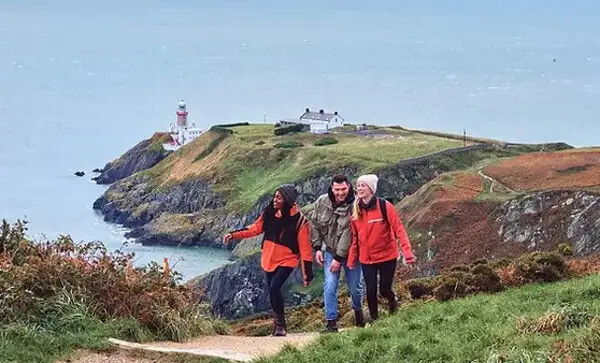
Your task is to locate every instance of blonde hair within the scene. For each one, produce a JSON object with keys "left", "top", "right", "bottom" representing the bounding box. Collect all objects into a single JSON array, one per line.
[{"left": 352, "top": 198, "right": 361, "bottom": 220}]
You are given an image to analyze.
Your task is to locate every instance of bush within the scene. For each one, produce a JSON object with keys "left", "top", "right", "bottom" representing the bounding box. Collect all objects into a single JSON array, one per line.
[
  {"left": 514, "top": 252, "right": 569, "bottom": 283},
  {"left": 0, "top": 219, "right": 227, "bottom": 342},
  {"left": 274, "top": 141, "right": 304, "bottom": 149},
  {"left": 211, "top": 122, "right": 249, "bottom": 128},
  {"left": 208, "top": 126, "right": 235, "bottom": 134},
  {"left": 274, "top": 123, "right": 304, "bottom": 136},
  {"left": 557, "top": 243, "right": 574, "bottom": 256},
  {"left": 313, "top": 137, "right": 339, "bottom": 146}
]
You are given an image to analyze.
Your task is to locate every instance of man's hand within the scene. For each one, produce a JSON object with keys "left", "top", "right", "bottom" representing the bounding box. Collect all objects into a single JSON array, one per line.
[
  {"left": 315, "top": 250, "right": 324, "bottom": 266},
  {"left": 330, "top": 259, "right": 341, "bottom": 273},
  {"left": 223, "top": 234, "right": 233, "bottom": 245}
]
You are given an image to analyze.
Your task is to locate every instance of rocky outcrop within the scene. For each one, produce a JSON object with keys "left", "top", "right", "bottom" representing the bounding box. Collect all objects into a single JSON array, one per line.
[
  {"left": 93, "top": 175, "right": 226, "bottom": 229},
  {"left": 93, "top": 133, "right": 172, "bottom": 185},
  {"left": 495, "top": 190, "right": 600, "bottom": 256},
  {"left": 188, "top": 252, "right": 313, "bottom": 320},
  {"left": 402, "top": 189, "right": 600, "bottom": 278}
]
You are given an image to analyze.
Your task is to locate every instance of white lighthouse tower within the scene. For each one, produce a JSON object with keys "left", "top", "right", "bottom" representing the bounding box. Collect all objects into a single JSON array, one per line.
[
  {"left": 176, "top": 100, "right": 188, "bottom": 127},
  {"left": 163, "top": 100, "right": 205, "bottom": 151}
]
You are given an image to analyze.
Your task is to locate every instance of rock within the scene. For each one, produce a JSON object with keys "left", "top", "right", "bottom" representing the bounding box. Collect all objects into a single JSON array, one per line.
[
  {"left": 74, "top": 171, "right": 85, "bottom": 177},
  {"left": 92, "top": 168, "right": 103, "bottom": 173},
  {"left": 93, "top": 133, "right": 172, "bottom": 185},
  {"left": 188, "top": 252, "right": 313, "bottom": 320},
  {"left": 496, "top": 191, "right": 600, "bottom": 255}
]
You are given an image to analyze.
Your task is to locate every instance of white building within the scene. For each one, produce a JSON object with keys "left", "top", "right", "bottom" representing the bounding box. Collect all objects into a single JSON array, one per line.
[
  {"left": 162, "top": 100, "right": 205, "bottom": 151},
  {"left": 279, "top": 108, "right": 345, "bottom": 134}
]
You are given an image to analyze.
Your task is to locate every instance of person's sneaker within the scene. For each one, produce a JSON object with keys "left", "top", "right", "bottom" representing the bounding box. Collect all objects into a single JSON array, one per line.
[
  {"left": 354, "top": 309, "right": 366, "bottom": 327},
  {"left": 326, "top": 319, "right": 339, "bottom": 332}
]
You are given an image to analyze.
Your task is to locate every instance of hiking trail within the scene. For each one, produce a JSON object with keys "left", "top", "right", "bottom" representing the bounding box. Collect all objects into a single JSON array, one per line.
[{"left": 107, "top": 332, "right": 320, "bottom": 362}]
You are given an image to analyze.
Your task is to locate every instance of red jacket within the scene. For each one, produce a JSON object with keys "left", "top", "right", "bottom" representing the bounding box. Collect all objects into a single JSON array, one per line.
[
  {"left": 230, "top": 205, "right": 313, "bottom": 282},
  {"left": 348, "top": 198, "right": 415, "bottom": 266}
]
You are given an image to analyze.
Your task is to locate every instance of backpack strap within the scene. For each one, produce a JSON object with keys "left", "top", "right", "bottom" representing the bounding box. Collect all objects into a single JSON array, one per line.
[
  {"left": 378, "top": 197, "right": 397, "bottom": 240},
  {"left": 296, "top": 213, "right": 307, "bottom": 232}
]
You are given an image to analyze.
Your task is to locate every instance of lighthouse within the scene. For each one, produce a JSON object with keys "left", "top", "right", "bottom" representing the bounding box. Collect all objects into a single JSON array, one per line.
[
  {"left": 163, "top": 100, "right": 205, "bottom": 151},
  {"left": 176, "top": 100, "right": 188, "bottom": 127}
]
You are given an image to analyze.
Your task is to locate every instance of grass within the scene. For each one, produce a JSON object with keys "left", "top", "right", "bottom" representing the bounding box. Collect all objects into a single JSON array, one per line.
[
  {"left": 255, "top": 274, "right": 600, "bottom": 363},
  {"left": 144, "top": 124, "right": 466, "bottom": 212}
]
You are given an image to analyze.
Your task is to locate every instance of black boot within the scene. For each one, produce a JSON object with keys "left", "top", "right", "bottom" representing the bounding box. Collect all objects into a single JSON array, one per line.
[
  {"left": 272, "top": 312, "right": 287, "bottom": 337},
  {"left": 354, "top": 309, "right": 366, "bottom": 327},
  {"left": 326, "top": 319, "right": 339, "bottom": 332},
  {"left": 389, "top": 296, "right": 399, "bottom": 315}
]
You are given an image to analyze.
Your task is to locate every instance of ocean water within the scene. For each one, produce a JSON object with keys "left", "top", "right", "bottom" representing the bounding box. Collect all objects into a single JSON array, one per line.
[{"left": 1, "top": 0, "right": 599, "bottom": 280}]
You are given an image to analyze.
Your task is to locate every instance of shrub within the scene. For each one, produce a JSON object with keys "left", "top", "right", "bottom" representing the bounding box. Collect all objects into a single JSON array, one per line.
[
  {"left": 274, "top": 141, "right": 304, "bottom": 149},
  {"left": 557, "top": 243, "right": 574, "bottom": 256},
  {"left": 208, "top": 126, "right": 234, "bottom": 134},
  {"left": 405, "top": 278, "right": 434, "bottom": 299},
  {"left": 211, "top": 122, "right": 249, "bottom": 128},
  {"left": 514, "top": 252, "right": 569, "bottom": 283},
  {"left": 274, "top": 123, "right": 304, "bottom": 136},
  {"left": 313, "top": 137, "right": 338, "bottom": 146},
  {"left": 0, "top": 219, "right": 227, "bottom": 342}
]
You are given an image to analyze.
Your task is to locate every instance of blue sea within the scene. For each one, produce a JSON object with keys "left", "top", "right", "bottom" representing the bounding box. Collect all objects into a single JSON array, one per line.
[{"left": 1, "top": 0, "right": 598, "bottom": 281}]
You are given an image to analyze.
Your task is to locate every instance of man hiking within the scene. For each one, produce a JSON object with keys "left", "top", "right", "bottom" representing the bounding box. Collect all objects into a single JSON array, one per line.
[{"left": 310, "top": 174, "right": 365, "bottom": 332}]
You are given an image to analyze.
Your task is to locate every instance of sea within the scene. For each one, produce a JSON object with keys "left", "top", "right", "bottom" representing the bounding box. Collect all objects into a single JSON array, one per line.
[{"left": 1, "top": 0, "right": 599, "bottom": 281}]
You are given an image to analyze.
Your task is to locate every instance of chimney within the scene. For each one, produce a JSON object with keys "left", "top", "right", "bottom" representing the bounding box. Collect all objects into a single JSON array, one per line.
[
  {"left": 305, "top": 108, "right": 310, "bottom": 113},
  {"left": 334, "top": 111, "right": 338, "bottom": 115},
  {"left": 319, "top": 109, "right": 324, "bottom": 114}
]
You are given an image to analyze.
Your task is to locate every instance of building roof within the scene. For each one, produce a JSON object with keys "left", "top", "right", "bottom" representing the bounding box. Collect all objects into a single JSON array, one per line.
[{"left": 299, "top": 108, "right": 343, "bottom": 122}]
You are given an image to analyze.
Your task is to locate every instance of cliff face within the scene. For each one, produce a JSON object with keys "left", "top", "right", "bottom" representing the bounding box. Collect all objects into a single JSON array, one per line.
[
  {"left": 188, "top": 252, "right": 313, "bottom": 319},
  {"left": 93, "top": 133, "right": 172, "bottom": 185}
]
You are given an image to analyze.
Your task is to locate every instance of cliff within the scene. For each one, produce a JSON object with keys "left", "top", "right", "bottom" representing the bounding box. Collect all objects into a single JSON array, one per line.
[
  {"left": 188, "top": 252, "right": 313, "bottom": 319},
  {"left": 92, "top": 132, "right": 173, "bottom": 185},
  {"left": 397, "top": 148, "right": 600, "bottom": 276}
]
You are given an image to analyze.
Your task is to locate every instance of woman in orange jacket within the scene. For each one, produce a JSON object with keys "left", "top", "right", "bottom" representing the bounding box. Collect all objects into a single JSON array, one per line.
[
  {"left": 348, "top": 174, "right": 415, "bottom": 322},
  {"left": 223, "top": 184, "right": 313, "bottom": 336}
]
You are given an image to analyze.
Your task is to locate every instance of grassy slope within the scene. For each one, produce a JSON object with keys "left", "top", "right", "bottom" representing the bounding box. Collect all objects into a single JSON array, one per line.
[
  {"left": 142, "top": 124, "right": 464, "bottom": 212},
  {"left": 255, "top": 274, "right": 600, "bottom": 363}
]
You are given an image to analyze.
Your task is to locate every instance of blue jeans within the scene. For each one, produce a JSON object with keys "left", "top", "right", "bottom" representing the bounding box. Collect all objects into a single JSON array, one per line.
[{"left": 323, "top": 250, "right": 364, "bottom": 320}]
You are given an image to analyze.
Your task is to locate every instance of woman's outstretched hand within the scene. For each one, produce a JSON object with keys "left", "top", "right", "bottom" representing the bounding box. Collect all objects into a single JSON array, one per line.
[{"left": 223, "top": 233, "right": 233, "bottom": 245}]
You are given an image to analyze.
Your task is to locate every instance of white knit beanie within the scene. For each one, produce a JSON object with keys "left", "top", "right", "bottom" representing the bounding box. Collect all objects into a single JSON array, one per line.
[{"left": 357, "top": 174, "right": 378, "bottom": 194}]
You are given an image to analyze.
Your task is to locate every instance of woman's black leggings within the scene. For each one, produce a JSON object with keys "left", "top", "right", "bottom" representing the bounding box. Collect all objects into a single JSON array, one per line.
[
  {"left": 265, "top": 266, "right": 294, "bottom": 315},
  {"left": 361, "top": 259, "right": 397, "bottom": 320}
]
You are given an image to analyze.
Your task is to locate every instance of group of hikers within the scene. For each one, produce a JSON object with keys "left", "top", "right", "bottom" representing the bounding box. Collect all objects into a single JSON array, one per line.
[{"left": 223, "top": 174, "right": 416, "bottom": 337}]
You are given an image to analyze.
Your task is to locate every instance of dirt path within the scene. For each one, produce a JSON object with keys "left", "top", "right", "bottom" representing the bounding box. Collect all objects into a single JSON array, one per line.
[
  {"left": 107, "top": 332, "right": 319, "bottom": 362},
  {"left": 478, "top": 170, "right": 516, "bottom": 193}
]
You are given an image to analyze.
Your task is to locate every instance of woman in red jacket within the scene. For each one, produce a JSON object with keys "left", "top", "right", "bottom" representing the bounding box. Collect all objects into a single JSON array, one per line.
[
  {"left": 223, "top": 184, "right": 313, "bottom": 336},
  {"left": 348, "top": 174, "right": 415, "bottom": 322}
]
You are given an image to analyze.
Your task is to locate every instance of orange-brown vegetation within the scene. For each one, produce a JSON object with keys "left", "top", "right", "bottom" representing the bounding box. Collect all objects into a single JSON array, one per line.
[
  {"left": 0, "top": 219, "right": 226, "bottom": 342},
  {"left": 484, "top": 150, "right": 600, "bottom": 191}
]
